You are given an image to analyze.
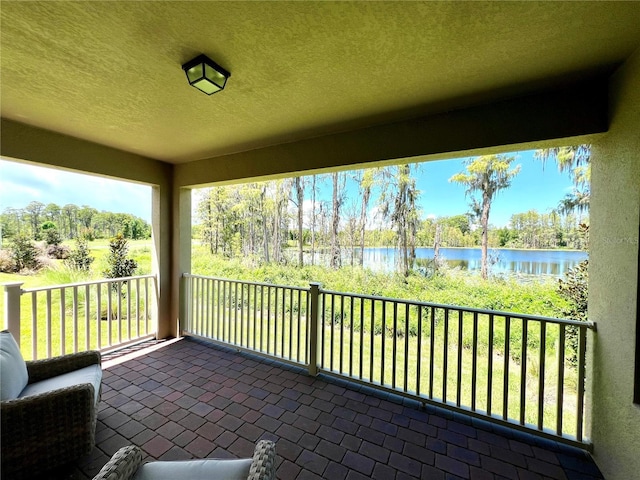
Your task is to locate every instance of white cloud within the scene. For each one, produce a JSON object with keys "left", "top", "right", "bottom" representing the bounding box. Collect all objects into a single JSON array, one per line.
[{"left": 0, "top": 159, "right": 152, "bottom": 221}]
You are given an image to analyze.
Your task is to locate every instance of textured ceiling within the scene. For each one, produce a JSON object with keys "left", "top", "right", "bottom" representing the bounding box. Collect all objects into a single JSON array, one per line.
[{"left": 2, "top": 1, "right": 640, "bottom": 164}]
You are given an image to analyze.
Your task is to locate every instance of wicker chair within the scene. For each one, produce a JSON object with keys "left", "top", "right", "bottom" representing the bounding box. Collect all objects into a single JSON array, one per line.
[
  {"left": 0, "top": 331, "right": 102, "bottom": 480},
  {"left": 93, "top": 441, "right": 276, "bottom": 480}
]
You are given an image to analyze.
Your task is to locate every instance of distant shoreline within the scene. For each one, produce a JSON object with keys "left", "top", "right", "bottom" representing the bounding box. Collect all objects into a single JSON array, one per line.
[{"left": 371, "top": 245, "right": 586, "bottom": 253}]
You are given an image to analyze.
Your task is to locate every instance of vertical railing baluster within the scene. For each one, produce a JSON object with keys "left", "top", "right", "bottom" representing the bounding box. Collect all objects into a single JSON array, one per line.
[
  {"left": 198, "top": 277, "right": 208, "bottom": 337},
  {"left": 296, "top": 289, "right": 302, "bottom": 362},
  {"left": 429, "top": 306, "right": 435, "bottom": 400},
  {"left": 416, "top": 306, "right": 423, "bottom": 396},
  {"left": 237, "top": 282, "right": 241, "bottom": 346},
  {"left": 557, "top": 324, "right": 565, "bottom": 436},
  {"left": 145, "top": 277, "right": 150, "bottom": 334},
  {"left": 288, "top": 289, "right": 293, "bottom": 359},
  {"left": 85, "top": 284, "right": 90, "bottom": 349},
  {"left": 471, "top": 312, "right": 478, "bottom": 411},
  {"left": 359, "top": 297, "right": 364, "bottom": 380},
  {"left": 350, "top": 296, "right": 355, "bottom": 377},
  {"left": 31, "top": 292, "right": 38, "bottom": 360},
  {"left": 369, "top": 300, "right": 375, "bottom": 383},
  {"left": 135, "top": 278, "right": 140, "bottom": 337},
  {"left": 46, "top": 290, "right": 52, "bottom": 357},
  {"left": 576, "top": 325, "right": 587, "bottom": 442},
  {"left": 381, "top": 301, "right": 386, "bottom": 386},
  {"left": 60, "top": 288, "right": 66, "bottom": 355},
  {"left": 260, "top": 285, "right": 264, "bottom": 352},
  {"left": 126, "top": 280, "right": 132, "bottom": 341},
  {"left": 96, "top": 285, "right": 101, "bottom": 350},
  {"left": 392, "top": 302, "right": 397, "bottom": 389},
  {"left": 241, "top": 283, "right": 246, "bottom": 347},
  {"left": 443, "top": 308, "right": 449, "bottom": 402},
  {"left": 503, "top": 316, "right": 511, "bottom": 421},
  {"left": 538, "top": 321, "right": 546, "bottom": 430},
  {"left": 340, "top": 294, "right": 345, "bottom": 374},
  {"left": 252, "top": 284, "right": 258, "bottom": 350},
  {"left": 330, "top": 294, "right": 335, "bottom": 371},
  {"left": 487, "top": 313, "right": 494, "bottom": 416},
  {"left": 208, "top": 279, "right": 213, "bottom": 338},
  {"left": 73, "top": 286, "right": 78, "bottom": 353},
  {"left": 520, "top": 318, "right": 528, "bottom": 425},
  {"left": 107, "top": 282, "right": 113, "bottom": 346},
  {"left": 217, "top": 279, "right": 221, "bottom": 340},
  {"left": 267, "top": 286, "right": 272, "bottom": 354},
  {"left": 117, "top": 281, "right": 122, "bottom": 344},
  {"left": 279, "top": 287, "right": 284, "bottom": 357},
  {"left": 456, "top": 310, "right": 463, "bottom": 407},
  {"left": 404, "top": 303, "right": 410, "bottom": 393}
]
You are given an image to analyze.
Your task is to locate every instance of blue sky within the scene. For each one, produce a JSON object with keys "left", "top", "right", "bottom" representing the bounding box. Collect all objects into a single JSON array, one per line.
[
  {"left": 0, "top": 159, "right": 152, "bottom": 222},
  {"left": 1, "top": 149, "right": 574, "bottom": 228},
  {"left": 306, "top": 149, "right": 574, "bottom": 227}
]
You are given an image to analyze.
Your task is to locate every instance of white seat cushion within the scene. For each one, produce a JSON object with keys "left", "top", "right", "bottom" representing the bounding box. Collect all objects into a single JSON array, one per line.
[
  {"left": 0, "top": 331, "right": 29, "bottom": 401},
  {"left": 133, "top": 458, "right": 252, "bottom": 480},
  {"left": 19, "top": 364, "right": 102, "bottom": 405}
]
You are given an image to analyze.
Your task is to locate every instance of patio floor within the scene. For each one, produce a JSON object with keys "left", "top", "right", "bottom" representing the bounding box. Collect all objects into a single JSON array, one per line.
[{"left": 67, "top": 337, "right": 602, "bottom": 480}]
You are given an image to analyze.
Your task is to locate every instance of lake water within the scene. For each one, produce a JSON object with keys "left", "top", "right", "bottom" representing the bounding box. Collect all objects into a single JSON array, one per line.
[{"left": 360, "top": 247, "right": 587, "bottom": 278}]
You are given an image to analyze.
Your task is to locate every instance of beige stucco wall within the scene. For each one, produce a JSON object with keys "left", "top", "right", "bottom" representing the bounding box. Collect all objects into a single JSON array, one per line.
[
  {"left": 0, "top": 120, "right": 178, "bottom": 338},
  {"left": 589, "top": 47, "right": 640, "bottom": 479},
  {"left": 175, "top": 79, "right": 607, "bottom": 188}
]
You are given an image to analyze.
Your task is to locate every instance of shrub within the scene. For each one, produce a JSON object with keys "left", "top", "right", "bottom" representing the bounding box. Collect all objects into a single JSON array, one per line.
[
  {"left": 65, "top": 238, "right": 94, "bottom": 271},
  {"left": 103, "top": 234, "right": 138, "bottom": 279},
  {"left": 46, "top": 243, "right": 70, "bottom": 260},
  {"left": 0, "top": 249, "right": 16, "bottom": 273},
  {"left": 43, "top": 226, "right": 62, "bottom": 246},
  {"left": 10, "top": 235, "right": 41, "bottom": 272}
]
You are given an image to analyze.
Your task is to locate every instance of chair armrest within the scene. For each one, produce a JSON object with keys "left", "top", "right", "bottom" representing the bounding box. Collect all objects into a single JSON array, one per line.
[
  {"left": 1, "top": 384, "right": 97, "bottom": 479},
  {"left": 26, "top": 350, "right": 101, "bottom": 383},
  {"left": 92, "top": 445, "right": 143, "bottom": 480},
  {"left": 248, "top": 440, "right": 276, "bottom": 480}
]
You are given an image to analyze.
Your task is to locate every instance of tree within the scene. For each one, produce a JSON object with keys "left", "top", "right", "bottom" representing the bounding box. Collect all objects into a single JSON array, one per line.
[
  {"left": 10, "top": 234, "right": 40, "bottom": 272},
  {"left": 65, "top": 238, "right": 94, "bottom": 271},
  {"left": 535, "top": 145, "right": 591, "bottom": 214},
  {"left": 379, "top": 165, "right": 421, "bottom": 277},
  {"left": 293, "top": 177, "right": 305, "bottom": 266},
  {"left": 24, "top": 201, "right": 45, "bottom": 239},
  {"left": 356, "top": 169, "right": 379, "bottom": 267},
  {"left": 450, "top": 154, "right": 520, "bottom": 279},
  {"left": 62, "top": 204, "right": 78, "bottom": 239},
  {"left": 330, "top": 172, "right": 346, "bottom": 269},
  {"left": 103, "top": 234, "right": 138, "bottom": 279}
]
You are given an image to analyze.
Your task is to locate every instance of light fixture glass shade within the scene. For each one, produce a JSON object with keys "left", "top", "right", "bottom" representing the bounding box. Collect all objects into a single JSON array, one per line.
[{"left": 182, "top": 54, "right": 230, "bottom": 95}]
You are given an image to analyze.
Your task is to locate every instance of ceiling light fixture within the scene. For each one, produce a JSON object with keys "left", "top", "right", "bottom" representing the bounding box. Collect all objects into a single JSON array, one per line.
[{"left": 182, "top": 54, "right": 231, "bottom": 95}]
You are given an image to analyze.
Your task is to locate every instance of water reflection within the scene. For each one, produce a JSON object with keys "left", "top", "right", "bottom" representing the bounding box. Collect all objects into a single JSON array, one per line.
[{"left": 305, "top": 247, "right": 587, "bottom": 279}]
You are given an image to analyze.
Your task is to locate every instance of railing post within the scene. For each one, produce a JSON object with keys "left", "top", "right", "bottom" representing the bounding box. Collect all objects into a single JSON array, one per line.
[
  {"left": 3, "top": 282, "right": 24, "bottom": 347},
  {"left": 308, "top": 282, "right": 321, "bottom": 376}
]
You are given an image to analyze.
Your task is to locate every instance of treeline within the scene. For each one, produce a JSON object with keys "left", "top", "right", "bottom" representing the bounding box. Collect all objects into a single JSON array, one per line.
[
  {"left": 0, "top": 202, "right": 151, "bottom": 242},
  {"left": 195, "top": 152, "right": 588, "bottom": 275}
]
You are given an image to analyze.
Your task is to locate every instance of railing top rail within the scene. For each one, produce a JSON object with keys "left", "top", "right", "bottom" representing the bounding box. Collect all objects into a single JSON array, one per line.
[
  {"left": 320, "top": 288, "right": 595, "bottom": 329},
  {"left": 183, "top": 273, "right": 308, "bottom": 293},
  {"left": 21, "top": 274, "right": 157, "bottom": 293}
]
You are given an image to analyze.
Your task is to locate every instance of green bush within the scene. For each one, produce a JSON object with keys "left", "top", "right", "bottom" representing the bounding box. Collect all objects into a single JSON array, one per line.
[
  {"left": 65, "top": 238, "right": 94, "bottom": 271},
  {"left": 10, "top": 235, "right": 41, "bottom": 272},
  {"left": 103, "top": 234, "right": 138, "bottom": 279}
]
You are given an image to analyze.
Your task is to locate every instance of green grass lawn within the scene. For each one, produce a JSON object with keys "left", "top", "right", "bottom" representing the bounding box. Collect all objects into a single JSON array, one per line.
[{"left": 1, "top": 239, "right": 154, "bottom": 358}]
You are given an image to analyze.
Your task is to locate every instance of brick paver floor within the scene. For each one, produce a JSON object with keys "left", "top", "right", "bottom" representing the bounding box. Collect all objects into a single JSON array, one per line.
[{"left": 65, "top": 337, "right": 603, "bottom": 479}]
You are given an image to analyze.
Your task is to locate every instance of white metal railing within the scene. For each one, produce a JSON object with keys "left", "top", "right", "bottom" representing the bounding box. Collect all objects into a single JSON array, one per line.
[
  {"left": 3, "top": 275, "right": 158, "bottom": 359},
  {"left": 183, "top": 273, "right": 595, "bottom": 448}
]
